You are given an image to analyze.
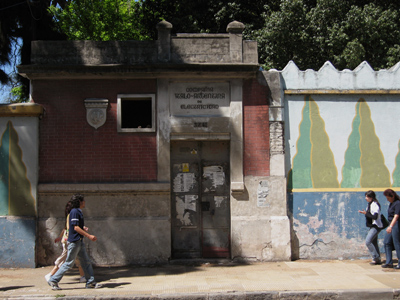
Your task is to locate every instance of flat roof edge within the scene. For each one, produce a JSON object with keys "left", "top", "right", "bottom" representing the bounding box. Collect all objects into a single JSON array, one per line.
[{"left": 0, "top": 103, "right": 44, "bottom": 117}]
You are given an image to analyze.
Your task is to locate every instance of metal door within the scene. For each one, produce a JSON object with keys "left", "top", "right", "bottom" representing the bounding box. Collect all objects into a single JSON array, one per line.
[{"left": 171, "top": 141, "right": 230, "bottom": 259}]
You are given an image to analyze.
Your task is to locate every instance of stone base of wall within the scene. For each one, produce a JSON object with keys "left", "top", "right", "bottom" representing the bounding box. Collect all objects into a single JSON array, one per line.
[
  {"left": 231, "top": 216, "right": 291, "bottom": 261},
  {"left": 231, "top": 176, "right": 291, "bottom": 261},
  {"left": 0, "top": 217, "right": 36, "bottom": 268},
  {"left": 38, "top": 218, "right": 171, "bottom": 266},
  {"left": 37, "top": 183, "right": 171, "bottom": 266},
  {"left": 37, "top": 178, "right": 292, "bottom": 266}
]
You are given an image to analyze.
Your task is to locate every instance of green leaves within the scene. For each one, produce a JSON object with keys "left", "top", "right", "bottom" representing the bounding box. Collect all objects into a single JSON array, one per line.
[
  {"left": 10, "top": 86, "right": 27, "bottom": 104},
  {"left": 252, "top": 0, "right": 400, "bottom": 70},
  {"left": 46, "top": 0, "right": 400, "bottom": 71},
  {"left": 341, "top": 39, "right": 366, "bottom": 70},
  {"left": 49, "top": 0, "right": 145, "bottom": 41}
]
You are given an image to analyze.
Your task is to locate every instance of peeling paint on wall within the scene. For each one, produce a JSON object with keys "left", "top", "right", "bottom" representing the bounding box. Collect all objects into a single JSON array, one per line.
[{"left": 289, "top": 191, "right": 389, "bottom": 259}]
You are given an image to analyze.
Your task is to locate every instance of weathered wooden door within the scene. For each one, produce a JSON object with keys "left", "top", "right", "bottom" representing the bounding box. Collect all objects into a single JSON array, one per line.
[{"left": 171, "top": 141, "right": 230, "bottom": 258}]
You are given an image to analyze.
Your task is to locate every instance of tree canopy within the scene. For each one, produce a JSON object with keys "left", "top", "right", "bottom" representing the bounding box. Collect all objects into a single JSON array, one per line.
[
  {"left": 0, "top": 0, "right": 65, "bottom": 102},
  {"left": 49, "top": 0, "right": 145, "bottom": 40},
  {"left": 253, "top": 0, "right": 400, "bottom": 70},
  {"left": 49, "top": 0, "right": 400, "bottom": 70},
  {"left": 2, "top": 0, "right": 400, "bottom": 102}
]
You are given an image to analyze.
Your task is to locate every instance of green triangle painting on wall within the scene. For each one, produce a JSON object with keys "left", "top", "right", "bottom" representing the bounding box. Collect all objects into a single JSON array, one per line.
[
  {"left": 341, "top": 99, "right": 390, "bottom": 188},
  {"left": 341, "top": 101, "right": 362, "bottom": 188},
  {"left": 288, "top": 99, "right": 312, "bottom": 189},
  {"left": 288, "top": 96, "right": 339, "bottom": 189},
  {"left": 393, "top": 140, "right": 400, "bottom": 187},
  {"left": 0, "top": 121, "right": 35, "bottom": 216}
]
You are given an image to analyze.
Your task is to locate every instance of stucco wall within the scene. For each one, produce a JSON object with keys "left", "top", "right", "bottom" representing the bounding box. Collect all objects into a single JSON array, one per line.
[
  {"left": 279, "top": 61, "right": 400, "bottom": 259},
  {"left": 230, "top": 72, "right": 290, "bottom": 261},
  {"left": 0, "top": 105, "right": 41, "bottom": 267},
  {"left": 231, "top": 176, "right": 290, "bottom": 261}
]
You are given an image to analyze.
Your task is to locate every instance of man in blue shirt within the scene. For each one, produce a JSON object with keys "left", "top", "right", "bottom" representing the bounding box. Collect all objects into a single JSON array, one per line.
[{"left": 47, "top": 194, "right": 101, "bottom": 290}]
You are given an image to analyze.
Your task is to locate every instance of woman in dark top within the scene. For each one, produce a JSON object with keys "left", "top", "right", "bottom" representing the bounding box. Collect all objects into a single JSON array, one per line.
[
  {"left": 382, "top": 189, "right": 400, "bottom": 269},
  {"left": 358, "top": 190, "right": 383, "bottom": 265}
]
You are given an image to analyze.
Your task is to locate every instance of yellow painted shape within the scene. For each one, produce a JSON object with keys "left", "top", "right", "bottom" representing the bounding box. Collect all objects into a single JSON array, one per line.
[
  {"left": 359, "top": 99, "right": 390, "bottom": 187},
  {"left": 309, "top": 98, "right": 339, "bottom": 188},
  {"left": 8, "top": 122, "right": 36, "bottom": 216}
]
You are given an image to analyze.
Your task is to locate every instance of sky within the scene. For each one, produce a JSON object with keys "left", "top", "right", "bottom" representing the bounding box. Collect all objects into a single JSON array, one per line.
[
  {"left": 0, "top": 39, "right": 22, "bottom": 103},
  {"left": 0, "top": 65, "right": 13, "bottom": 103}
]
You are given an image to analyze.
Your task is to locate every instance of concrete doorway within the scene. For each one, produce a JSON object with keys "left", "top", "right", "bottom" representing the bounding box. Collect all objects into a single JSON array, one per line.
[{"left": 171, "top": 141, "right": 230, "bottom": 258}]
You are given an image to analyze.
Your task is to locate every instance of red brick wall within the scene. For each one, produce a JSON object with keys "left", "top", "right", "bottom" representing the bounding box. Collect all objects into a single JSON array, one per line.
[
  {"left": 32, "top": 79, "right": 157, "bottom": 183},
  {"left": 243, "top": 78, "right": 270, "bottom": 176}
]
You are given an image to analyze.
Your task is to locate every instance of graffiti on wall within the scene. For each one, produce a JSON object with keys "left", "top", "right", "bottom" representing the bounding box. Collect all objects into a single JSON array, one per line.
[
  {"left": 0, "top": 121, "right": 35, "bottom": 216},
  {"left": 287, "top": 95, "right": 400, "bottom": 190}
]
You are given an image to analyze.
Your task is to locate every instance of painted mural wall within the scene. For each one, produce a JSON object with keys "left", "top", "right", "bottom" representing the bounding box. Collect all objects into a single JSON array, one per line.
[
  {"left": 0, "top": 111, "right": 40, "bottom": 268},
  {"left": 281, "top": 61, "right": 400, "bottom": 259},
  {"left": 287, "top": 95, "right": 400, "bottom": 190}
]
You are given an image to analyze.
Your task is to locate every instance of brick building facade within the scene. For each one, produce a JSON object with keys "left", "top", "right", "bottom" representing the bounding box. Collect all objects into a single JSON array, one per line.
[{"left": 14, "top": 21, "right": 290, "bottom": 266}]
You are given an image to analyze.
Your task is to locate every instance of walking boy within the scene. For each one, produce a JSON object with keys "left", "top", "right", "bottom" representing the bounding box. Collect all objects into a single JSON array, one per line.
[{"left": 47, "top": 194, "right": 101, "bottom": 290}]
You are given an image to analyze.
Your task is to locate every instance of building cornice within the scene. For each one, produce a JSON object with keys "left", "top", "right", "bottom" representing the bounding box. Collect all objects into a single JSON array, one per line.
[{"left": 18, "top": 63, "right": 259, "bottom": 80}]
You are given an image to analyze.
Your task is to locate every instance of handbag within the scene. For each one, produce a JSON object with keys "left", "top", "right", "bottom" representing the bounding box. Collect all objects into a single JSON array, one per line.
[
  {"left": 62, "top": 214, "right": 70, "bottom": 243},
  {"left": 62, "top": 229, "right": 69, "bottom": 242},
  {"left": 381, "top": 214, "right": 390, "bottom": 229}
]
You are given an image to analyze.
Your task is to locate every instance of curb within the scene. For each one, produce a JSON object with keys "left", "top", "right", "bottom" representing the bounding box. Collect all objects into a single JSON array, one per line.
[{"left": 2, "top": 289, "right": 400, "bottom": 300}]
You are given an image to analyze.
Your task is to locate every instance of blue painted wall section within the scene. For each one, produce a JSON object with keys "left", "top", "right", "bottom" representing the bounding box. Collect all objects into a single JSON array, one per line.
[
  {"left": 0, "top": 217, "right": 36, "bottom": 268},
  {"left": 289, "top": 191, "right": 389, "bottom": 259}
]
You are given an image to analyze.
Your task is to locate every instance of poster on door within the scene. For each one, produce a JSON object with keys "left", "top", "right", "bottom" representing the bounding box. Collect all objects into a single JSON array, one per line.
[
  {"left": 175, "top": 195, "right": 198, "bottom": 226},
  {"left": 173, "top": 173, "right": 195, "bottom": 192},
  {"left": 203, "top": 166, "right": 225, "bottom": 191}
]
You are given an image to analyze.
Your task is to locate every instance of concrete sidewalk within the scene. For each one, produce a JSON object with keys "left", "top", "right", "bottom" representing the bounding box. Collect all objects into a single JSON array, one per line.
[{"left": 1, "top": 259, "right": 400, "bottom": 299}]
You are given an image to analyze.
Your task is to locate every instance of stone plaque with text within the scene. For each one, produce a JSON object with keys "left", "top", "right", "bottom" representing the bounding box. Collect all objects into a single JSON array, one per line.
[{"left": 170, "top": 82, "right": 230, "bottom": 116}]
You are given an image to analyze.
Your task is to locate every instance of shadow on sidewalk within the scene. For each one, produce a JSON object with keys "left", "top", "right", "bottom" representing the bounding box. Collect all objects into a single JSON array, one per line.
[
  {"left": 0, "top": 285, "right": 34, "bottom": 292},
  {"left": 92, "top": 259, "right": 252, "bottom": 282}
]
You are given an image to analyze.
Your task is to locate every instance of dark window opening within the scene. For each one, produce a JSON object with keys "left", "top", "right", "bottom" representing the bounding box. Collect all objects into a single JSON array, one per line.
[{"left": 121, "top": 98, "right": 152, "bottom": 129}]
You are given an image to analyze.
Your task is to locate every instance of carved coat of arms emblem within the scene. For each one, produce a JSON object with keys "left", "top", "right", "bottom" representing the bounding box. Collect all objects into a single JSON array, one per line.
[{"left": 84, "top": 99, "right": 108, "bottom": 129}]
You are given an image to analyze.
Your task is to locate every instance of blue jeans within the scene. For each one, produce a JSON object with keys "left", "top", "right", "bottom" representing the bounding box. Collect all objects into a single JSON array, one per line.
[
  {"left": 384, "top": 223, "right": 400, "bottom": 265},
  {"left": 50, "top": 239, "right": 95, "bottom": 285},
  {"left": 366, "top": 227, "right": 381, "bottom": 260}
]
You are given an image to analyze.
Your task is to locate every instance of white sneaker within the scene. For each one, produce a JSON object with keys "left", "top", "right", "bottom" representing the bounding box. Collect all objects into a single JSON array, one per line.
[
  {"left": 44, "top": 273, "right": 51, "bottom": 282},
  {"left": 48, "top": 280, "right": 62, "bottom": 290},
  {"left": 79, "top": 276, "right": 87, "bottom": 283},
  {"left": 86, "top": 282, "right": 102, "bottom": 289}
]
